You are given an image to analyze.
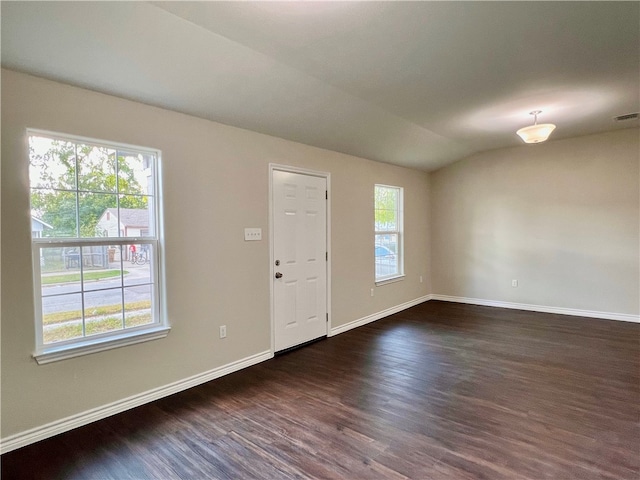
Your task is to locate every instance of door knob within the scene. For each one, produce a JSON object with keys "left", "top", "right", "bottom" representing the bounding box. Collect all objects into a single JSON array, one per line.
[{"left": 275, "top": 272, "right": 283, "bottom": 279}]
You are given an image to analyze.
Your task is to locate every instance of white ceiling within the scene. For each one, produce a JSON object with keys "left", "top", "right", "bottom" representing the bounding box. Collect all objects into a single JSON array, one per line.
[{"left": 2, "top": 1, "right": 638, "bottom": 171}]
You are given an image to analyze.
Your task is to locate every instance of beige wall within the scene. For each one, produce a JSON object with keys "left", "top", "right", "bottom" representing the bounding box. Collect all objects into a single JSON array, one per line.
[
  {"left": 3, "top": 67, "right": 637, "bottom": 446},
  {"left": 1, "top": 70, "right": 431, "bottom": 438},
  {"left": 430, "top": 128, "right": 639, "bottom": 315}
]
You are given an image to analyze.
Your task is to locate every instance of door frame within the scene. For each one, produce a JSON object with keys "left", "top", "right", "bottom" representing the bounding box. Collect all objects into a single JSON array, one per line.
[{"left": 269, "top": 163, "right": 331, "bottom": 354}]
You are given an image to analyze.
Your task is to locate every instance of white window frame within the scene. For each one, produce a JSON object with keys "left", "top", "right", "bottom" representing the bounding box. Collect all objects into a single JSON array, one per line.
[
  {"left": 28, "top": 129, "right": 169, "bottom": 364},
  {"left": 374, "top": 184, "right": 404, "bottom": 285}
]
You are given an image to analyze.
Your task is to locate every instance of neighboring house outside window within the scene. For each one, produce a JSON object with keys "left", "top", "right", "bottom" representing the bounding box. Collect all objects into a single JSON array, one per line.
[
  {"left": 96, "top": 208, "right": 150, "bottom": 260},
  {"left": 31, "top": 216, "right": 52, "bottom": 239},
  {"left": 374, "top": 184, "right": 404, "bottom": 283},
  {"left": 28, "top": 130, "right": 168, "bottom": 364}
]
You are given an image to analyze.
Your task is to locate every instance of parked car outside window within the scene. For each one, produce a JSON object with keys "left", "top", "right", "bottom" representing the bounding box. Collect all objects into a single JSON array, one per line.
[{"left": 375, "top": 244, "right": 397, "bottom": 277}]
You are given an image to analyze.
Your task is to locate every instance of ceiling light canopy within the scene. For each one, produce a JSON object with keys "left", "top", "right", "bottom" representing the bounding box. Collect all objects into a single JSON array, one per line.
[{"left": 516, "top": 110, "right": 556, "bottom": 144}]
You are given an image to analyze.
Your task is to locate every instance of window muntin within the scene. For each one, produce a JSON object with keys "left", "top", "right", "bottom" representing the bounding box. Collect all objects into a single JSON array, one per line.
[
  {"left": 374, "top": 185, "right": 404, "bottom": 282},
  {"left": 29, "top": 131, "right": 165, "bottom": 360}
]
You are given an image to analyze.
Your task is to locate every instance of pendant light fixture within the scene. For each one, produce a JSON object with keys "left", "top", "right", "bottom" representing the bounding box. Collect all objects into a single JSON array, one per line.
[{"left": 516, "top": 110, "right": 556, "bottom": 144}]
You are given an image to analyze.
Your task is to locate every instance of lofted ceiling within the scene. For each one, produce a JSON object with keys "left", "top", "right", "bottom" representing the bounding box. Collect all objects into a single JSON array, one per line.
[{"left": 2, "top": 1, "right": 638, "bottom": 171}]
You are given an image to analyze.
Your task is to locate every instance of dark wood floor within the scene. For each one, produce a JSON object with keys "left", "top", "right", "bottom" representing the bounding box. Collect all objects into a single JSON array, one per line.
[{"left": 3, "top": 301, "right": 639, "bottom": 479}]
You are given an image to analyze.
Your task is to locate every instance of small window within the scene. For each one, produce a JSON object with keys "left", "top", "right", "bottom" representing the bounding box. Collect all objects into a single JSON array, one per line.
[
  {"left": 28, "top": 130, "right": 168, "bottom": 363},
  {"left": 374, "top": 184, "right": 404, "bottom": 283}
]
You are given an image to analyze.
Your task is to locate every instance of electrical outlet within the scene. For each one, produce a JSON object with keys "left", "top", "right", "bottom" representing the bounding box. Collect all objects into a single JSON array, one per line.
[
  {"left": 219, "top": 325, "right": 227, "bottom": 338},
  {"left": 420, "top": 275, "right": 423, "bottom": 283},
  {"left": 370, "top": 288, "right": 374, "bottom": 297},
  {"left": 512, "top": 279, "right": 518, "bottom": 287}
]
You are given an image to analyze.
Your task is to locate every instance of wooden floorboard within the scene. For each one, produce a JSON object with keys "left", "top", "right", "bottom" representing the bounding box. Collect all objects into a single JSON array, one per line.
[{"left": 2, "top": 300, "right": 639, "bottom": 479}]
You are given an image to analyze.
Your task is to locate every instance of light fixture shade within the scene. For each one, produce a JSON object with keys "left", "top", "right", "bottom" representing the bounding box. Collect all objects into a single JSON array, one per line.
[{"left": 516, "top": 123, "right": 556, "bottom": 143}]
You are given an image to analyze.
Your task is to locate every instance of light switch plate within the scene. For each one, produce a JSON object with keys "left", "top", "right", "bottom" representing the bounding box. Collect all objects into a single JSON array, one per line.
[{"left": 244, "top": 228, "right": 262, "bottom": 241}]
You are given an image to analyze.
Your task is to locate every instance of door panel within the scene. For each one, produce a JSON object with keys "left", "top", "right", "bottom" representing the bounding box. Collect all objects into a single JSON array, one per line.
[{"left": 273, "top": 170, "right": 327, "bottom": 351}]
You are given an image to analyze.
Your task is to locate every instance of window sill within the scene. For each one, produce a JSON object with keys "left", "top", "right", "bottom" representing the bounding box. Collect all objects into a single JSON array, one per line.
[
  {"left": 33, "top": 326, "right": 171, "bottom": 365},
  {"left": 375, "top": 274, "right": 405, "bottom": 286}
]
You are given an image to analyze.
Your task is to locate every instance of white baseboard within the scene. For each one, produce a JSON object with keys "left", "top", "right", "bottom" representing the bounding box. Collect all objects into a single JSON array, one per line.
[
  {"left": 430, "top": 295, "right": 640, "bottom": 323},
  {"left": 4, "top": 294, "right": 635, "bottom": 454},
  {"left": 329, "top": 295, "right": 432, "bottom": 336},
  {"left": 0, "top": 350, "right": 273, "bottom": 454}
]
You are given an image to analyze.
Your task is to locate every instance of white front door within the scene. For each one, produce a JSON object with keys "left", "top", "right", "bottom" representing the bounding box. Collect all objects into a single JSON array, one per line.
[{"left": 272, "top": 169, "right": 327, "bottom": 352}]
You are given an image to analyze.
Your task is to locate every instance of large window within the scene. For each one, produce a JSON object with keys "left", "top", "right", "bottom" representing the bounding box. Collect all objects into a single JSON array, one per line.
[
  {"left": 374, "top": 184, "right": 404, "bottom": 283},
  {"left": 28, "top": 130, "right": 168, "bottom": 363}
]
